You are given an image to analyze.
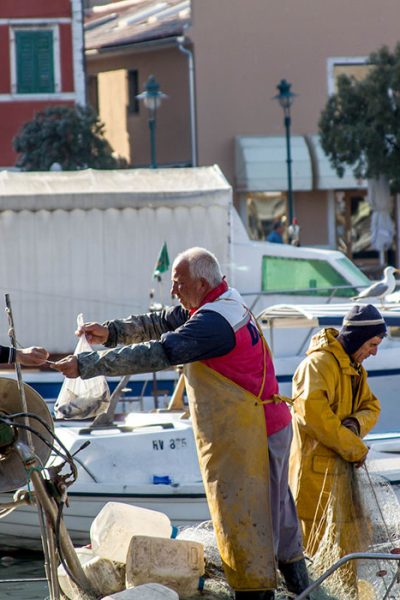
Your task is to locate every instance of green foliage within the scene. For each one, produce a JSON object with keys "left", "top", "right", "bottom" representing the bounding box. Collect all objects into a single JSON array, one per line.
[
  {"left": 13, "top": 104, "right": 124, "bottom": 171},
  {"left": 319, "top": 43, "right": 400, "bottom": 191}
]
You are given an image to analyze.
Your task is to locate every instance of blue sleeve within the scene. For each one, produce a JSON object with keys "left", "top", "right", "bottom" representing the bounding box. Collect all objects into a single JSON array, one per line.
[
  {"left": 0, "top": 345, "right": 14, "bottom": 363},
  {"left": 160, "top": 309, "right": 235, "bottom": 365}
]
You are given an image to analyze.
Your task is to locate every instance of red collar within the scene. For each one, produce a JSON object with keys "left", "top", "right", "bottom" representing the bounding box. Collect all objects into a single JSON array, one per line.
[{"left": 189, "top": 278, "right": 229, "bottom": 315}]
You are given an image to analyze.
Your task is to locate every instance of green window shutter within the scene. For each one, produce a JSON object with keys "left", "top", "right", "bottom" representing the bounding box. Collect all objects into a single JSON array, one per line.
[{"left": 16, "top": 30, "right": 55, "bottom": 94}]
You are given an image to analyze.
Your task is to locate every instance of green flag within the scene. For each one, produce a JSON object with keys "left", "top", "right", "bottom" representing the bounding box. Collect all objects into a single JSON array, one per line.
[{"left": 153, "top": 242, "right": 170, "bottom": 279}]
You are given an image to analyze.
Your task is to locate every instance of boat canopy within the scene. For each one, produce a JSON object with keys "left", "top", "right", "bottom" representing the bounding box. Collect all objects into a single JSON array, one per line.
[{"left": 257, "top": 303, "right": 400, "bottom": 329}]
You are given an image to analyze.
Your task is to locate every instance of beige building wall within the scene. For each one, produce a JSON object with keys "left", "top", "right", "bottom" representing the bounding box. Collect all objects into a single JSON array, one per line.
[
  {"left": 86, "top": 0, "right": 400, "bottom": 251},
  {"left": 188, "top": 0, "right": 400, "bottom": 250},
  {"left": 98, "top": 69, "right": 130, "bottom": 161},
  {"left": 87, "top": 46, "right": 190, "bottom": 166},
  {"left": 296, "top": 191, "right": 329, "bottom": 246},
  {"left": 190, "top": 0, "right": 400, "bottom": 183}
]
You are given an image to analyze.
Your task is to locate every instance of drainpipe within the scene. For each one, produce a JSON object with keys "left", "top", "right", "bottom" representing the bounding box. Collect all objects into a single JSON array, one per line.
[{"left": 177, "top": 36, "right": 198, "bottom": 167}]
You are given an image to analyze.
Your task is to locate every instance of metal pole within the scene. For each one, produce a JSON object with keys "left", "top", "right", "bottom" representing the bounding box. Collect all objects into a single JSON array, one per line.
[
  {"left": 5, "top": 294, "right": 34, "bottom": 452},
  {"left": 149, "top": 113, "right": 157, "bottom": 168},
  {"left": 177, "top": 39, "right": 198, "bottom": 166},
  {"left": 30, "top": 469, "right": 96, "bottom": 599},
  {"left": 295, "top": 551, "right": 400, "bottom": 600},
  {"left": 284, "top": 112, "right": 294, "bottom": 225}
]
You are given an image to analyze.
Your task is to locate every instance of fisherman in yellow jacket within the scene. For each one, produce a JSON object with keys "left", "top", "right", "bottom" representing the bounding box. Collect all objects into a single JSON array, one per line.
[{"left": 289, "top": 304, "right": 385, "bottom": 567}]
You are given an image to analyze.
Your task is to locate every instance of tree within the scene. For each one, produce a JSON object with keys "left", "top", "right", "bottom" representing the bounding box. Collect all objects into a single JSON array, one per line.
[
  {"left": 319, "top": 43, "right": 400, "bottom": 192},
  {"left": 13, "top": 104, "right": 123, "bottom": 171}
]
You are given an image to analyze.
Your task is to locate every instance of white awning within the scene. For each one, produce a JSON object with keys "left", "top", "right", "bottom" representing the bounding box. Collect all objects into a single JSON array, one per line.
[
  {"left": 307, "top": 134, "right": 367, "bottom": 190},
  {"left": 235, "top": 134, "right": 367, "bottom": 193},
  {"left": 235, "top": 136, "right": 313, "bottom": 192},
  {"left": 0, "top": 165, "right": 231, "bottom": 210}
]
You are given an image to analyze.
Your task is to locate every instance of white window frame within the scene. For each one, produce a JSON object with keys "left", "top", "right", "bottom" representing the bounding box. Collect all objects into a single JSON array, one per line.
[
  {"left": 327, "top": 56, "right": 368, "bottom": 96},
  {"left": 9, "top": 24, "right": 61, "bottom": 96}
]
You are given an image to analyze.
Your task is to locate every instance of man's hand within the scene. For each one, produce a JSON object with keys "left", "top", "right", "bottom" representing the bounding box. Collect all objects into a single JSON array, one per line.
[
  {"left": 342, "top": 417, "right": 360, "bottom": 436},
  {"left": 354, "top": 452, "right": 368, "bottom": 469},
  {"left": 51, "top": 355, "right": 79, "bottom": 378},
  {"left": 343, "top": 418, "right": 367, "bottom": 467},
  {"left": 16, "top": 346, "right": 49, "bottom": 367},
  {"left": 76, "top": 322, "right": 109, "bottom": 345}
]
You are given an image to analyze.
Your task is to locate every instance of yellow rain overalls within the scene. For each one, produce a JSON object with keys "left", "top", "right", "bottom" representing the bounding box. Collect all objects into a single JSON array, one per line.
[
  {"left": 184, "top": 361, "right": 277, "bottom": 592},
  {"left": 289, "top": 328, "right": 380, "bottom": 597}
]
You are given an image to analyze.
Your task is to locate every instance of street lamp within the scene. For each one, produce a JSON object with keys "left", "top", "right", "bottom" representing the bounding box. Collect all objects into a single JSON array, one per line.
[
  {"left": 136, "top": 75, "right": 167, "bottom": 168},
  {"left": 273, "top": 79, "right": 297, "bottom": 225}
]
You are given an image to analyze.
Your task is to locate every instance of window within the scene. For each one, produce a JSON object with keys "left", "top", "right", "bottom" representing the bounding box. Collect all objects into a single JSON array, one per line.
[
  {"left": 87, "top": 75, "right": 99, "bottom": 113},
  {"left": 247, "top": 193, "right": 286, "bottom": 240},
  {"left": 15, "top": 30, "right": 55, "bottom": 94},
  {"left": 261, "top": 256, "right": 363, "bottom": 297},
  {"left": 334, "top": 192, "right": 396, "bottom": 272},
  {"left": 327, "top": 57, "right": 371, "bottom": 96},
  {"left": 128, "top": 69, "right": 139, "bottom": 114}
]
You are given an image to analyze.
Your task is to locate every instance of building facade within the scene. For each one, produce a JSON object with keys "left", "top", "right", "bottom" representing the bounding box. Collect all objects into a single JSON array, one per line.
[
  {"left": 85, "top": 0, "right": 191, "bottom": 168},
  {"left": 86, "top": 0, "right": 400, "bottom": 269},
  {"left": 0, "top": 0, "right": 85, "bottom": 167}
]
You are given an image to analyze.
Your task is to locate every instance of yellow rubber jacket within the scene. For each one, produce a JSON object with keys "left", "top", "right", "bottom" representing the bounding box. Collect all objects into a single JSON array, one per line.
[
  {"left": 184, "top": 361, "right": 277, "bottom": 592},
  {"left": 289, "top": 328, "right": 380, "bottom": 550}
]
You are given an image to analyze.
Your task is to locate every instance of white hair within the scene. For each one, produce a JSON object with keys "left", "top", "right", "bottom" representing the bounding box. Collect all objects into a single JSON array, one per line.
[{"left": 173, "top": 247, "right": 223, "bottom": 287}]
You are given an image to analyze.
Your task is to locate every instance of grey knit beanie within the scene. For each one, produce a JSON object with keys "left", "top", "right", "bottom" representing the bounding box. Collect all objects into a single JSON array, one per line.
[{"left": 338, "top": 304, "right": 387, "bottom": 356}]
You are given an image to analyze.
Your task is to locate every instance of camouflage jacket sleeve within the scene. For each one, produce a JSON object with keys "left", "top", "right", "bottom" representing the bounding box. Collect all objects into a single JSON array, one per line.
[
  {"left": 78, "top": 341, "right": 171, "bottom": 379},
  {"left": 104, "top": 305, "right": 189, "bottom": 347},
  {"left": 78, "top": 309, "right": 235, "bottom": 379}
]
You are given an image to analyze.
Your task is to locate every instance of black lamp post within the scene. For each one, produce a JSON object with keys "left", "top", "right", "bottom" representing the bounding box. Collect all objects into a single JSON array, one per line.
[
  {"left": 274, "top": 79, "right": 297, "bottom": 225},
  {"left": 136, "top": 75, "right": 167, "bottom": 168}
]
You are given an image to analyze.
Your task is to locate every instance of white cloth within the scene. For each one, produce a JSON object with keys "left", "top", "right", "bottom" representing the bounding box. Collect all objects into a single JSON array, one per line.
[{"left": 368, "top": 176, "right": 394, "bottom": 252}]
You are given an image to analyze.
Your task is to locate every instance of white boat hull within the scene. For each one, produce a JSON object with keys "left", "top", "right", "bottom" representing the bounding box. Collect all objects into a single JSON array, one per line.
[
  {"left": 0, "top": 485, "right": 208, "bottom": 552},
  {"left": 0, "top": 414, "right": 209, "bottom": 552}
]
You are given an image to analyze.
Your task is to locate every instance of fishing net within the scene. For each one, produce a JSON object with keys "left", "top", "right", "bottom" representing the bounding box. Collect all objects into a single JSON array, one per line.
[
  {"left": 177, "top": 521, "right": 297, "bottom": 599},
  {"left": 178, "top": 464, "right": 400, "bottom": 600},
  {"left": 304, "top": 459, "right": 400, "bottom": 599},
  {"left": 177, "top": 521, "right": 232, "bottom": 598}
]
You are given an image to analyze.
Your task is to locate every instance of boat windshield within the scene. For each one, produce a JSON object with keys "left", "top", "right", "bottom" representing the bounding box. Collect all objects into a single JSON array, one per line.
[
  {"left": 335, "top": 256, "right": 371, "bottom": 286},
  {"left": 261, "top": 255, "right": 367, "bottom": 297}
]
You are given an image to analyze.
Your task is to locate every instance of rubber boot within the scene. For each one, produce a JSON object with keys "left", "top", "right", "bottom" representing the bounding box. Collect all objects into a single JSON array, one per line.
[
  {"left": 278, "top": 557, "right": 310, "bottom": 595},
  {"left": 235, "top": 591, "right": 275, "bottom": 600}
]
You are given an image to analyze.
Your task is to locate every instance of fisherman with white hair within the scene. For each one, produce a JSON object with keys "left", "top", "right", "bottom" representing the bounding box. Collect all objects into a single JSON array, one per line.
[{"left": 54, "top": 246, "right": 308, "bottom": 600}]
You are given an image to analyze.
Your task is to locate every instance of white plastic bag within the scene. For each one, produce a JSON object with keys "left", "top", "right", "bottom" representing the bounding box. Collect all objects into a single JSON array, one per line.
[{"left": 54, "top": 314, "right": 111, "bottom": 420}]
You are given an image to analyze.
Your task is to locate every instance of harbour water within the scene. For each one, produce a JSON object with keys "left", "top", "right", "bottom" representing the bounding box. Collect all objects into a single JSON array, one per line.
[{"left": 0, "top": 552, "right": 48, "bottom": 599}]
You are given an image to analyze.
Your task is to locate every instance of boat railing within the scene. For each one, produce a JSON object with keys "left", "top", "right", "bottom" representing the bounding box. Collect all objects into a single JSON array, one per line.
[
  {"left": 296, "top": 551, "right": 400, "bottom": 599},
  {"left": 241, "top": 283, "right": 368, "bottom": 310}
]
